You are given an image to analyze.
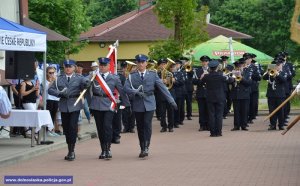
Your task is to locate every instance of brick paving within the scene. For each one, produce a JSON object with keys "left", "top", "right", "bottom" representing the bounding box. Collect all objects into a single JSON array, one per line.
[{"left": 1, "top": 115, "right": 300, "bottom": 186}]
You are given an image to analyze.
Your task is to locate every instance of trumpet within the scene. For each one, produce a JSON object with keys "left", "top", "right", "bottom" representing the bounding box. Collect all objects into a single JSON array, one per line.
[
  {"left": 232, "top": 70, "right": 242, "bottom": 82},
  {"left": 183, "top": 61, "right": 192, "bottom": 72},
  {"left": 267, "top": 64, "right": 278, "bottom": 77}
]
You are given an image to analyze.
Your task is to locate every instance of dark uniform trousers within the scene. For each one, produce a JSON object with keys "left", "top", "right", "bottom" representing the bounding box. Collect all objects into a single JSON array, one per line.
[
  {"left": 223, "top": 90, "right": 232, "bottom": 117},
  {"left": 232, "top": 99, "right": 249, "bottom": 129},
  {"left": 112, "top": 108, "right": 122, "bottom": 140},
  {"left": 249, "top": 91, "right": 259, "bottom": 121},
  {"left": 122, "top": 104, "right": 135, "bottom": 131},
  {"left": 155, "top": 92, "right": 161, "bottom": 119},
  {"left": 135, "top": 111, "right": 154, "bottom": 144},
  {"left": 268, "top": 98, "right": 285, "bottom": 128},
  {"left": 160, "top": 101, "right": 174, "bottom": 129},
  {"left": 61, "top": 111, "right": 80, "bottom": 144},
  {"left": 207, "top": 101, "right": 224, "bottom": 135},
  {"left": 94, "top": 110, "right": 115, "bottom": 143},
  {"left": 174, "top": 97, "right": 184, "bottom": 124},
  {"left": 184, "top": 91, "right": 193, "bottom": 118},
  {"left": 197, "top": 98, "right": 209, "bottom": 129}
]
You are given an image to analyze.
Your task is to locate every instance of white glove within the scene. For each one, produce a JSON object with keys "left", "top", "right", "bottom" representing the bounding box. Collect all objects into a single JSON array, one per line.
[{"left": 296, "top": 83, "right": 300, "bottom": 95}]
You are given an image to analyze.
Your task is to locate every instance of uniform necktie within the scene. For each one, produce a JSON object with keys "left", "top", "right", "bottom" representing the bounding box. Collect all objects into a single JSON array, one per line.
[
  {"left": 141, "top": 73, "right": 144, "bottom": 80},
  {"left": 67, "top": 77, "right": 70, "bottom": 82}
]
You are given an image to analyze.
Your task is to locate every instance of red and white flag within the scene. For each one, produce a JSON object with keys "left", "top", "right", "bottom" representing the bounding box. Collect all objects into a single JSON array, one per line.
[
  {"left": 94, "top": 71, "right": 118, "bottom": 111},
  {"left": 107, "top": 40, "right": 119, "bottom": 75}
]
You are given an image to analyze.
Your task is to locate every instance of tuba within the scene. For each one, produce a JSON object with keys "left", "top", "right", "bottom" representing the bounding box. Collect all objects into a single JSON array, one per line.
[
  {"left": 125, "top": 60, "right": 137, "bottom": 78},
  {"left": 161, "top": 58, "right": 176, "bottom": 89},
  {"left": 146, "top": 60, "right": 158, "bottom": 71}
]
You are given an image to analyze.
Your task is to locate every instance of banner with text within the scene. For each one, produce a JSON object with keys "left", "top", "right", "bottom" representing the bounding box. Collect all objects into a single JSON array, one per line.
[{"left": 0, "top": 29, "right": 46, "bottom": 52}]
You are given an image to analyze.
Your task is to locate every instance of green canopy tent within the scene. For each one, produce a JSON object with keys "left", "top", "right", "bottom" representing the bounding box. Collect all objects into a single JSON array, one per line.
[{"left": 185, "top": 35, "right": 273, "bottom": 66}]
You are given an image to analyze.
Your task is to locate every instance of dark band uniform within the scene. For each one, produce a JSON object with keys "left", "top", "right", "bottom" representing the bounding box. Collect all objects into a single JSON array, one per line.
[
  {"left": 231, "top": 60, "right": 252, "bottom": 131},
  {"left": 48, "top": 59, "right": 90, "bottom": 161},
  {"left": 193, "top": 55, "right": 210, "bottom": 131},
  {"left": 263, "top": 59, "right": 287, "bottom": 130},
  {"left": 202, "top": 60, "right": 234, "bottom": 136},
  {"left": 124, "top": 54, "right": 177, "bottom": 158}
]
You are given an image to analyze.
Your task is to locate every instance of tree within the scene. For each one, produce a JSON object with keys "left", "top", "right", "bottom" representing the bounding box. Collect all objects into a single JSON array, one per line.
[
  {"left": 29, "top": 0, "right": 91, "bottom": 62},
  {"left": 85, "top": 0, "right": 137, "bottom": 26},
  {"left": 211, "top": 0, "right": 300, "bottom": 61},
  {"left": 149, "top": 0, "right": 209, "bottom": 59}
]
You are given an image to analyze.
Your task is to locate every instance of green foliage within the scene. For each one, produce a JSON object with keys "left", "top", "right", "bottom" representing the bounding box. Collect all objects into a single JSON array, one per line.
[
  {"left": 151, "top": 0, "right": 209, "bottom": 59},
  {"left": 148, "top": 40, "right": 182, "bottom": 59},
  {"left": 210, "top": 0, "right": 300, "bottom": 61},
  {"left": 29, "top": 0, "right": 91, "bottom": 63},
  {"left": 84, "top": 0, "right": 137, "bottom": 26}
]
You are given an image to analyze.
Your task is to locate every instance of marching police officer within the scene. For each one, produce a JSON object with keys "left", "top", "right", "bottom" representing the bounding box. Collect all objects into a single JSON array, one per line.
[
  {"left": 263, "top": 58, "right": 287, "bottom": 130},
  {"left": 193, "top": 55, "right": 210, "bottom": 131},
  {"left": 124, "top": 54, "right": 177, "bottom": 158},
  {"left": 202, "top": 60, "right": 234, "bottom": 137},
  {"left": 88, "top": 57, "right": 130, "bottom": 160},
  {"left": 48, "top": 59, "right": 90, "bottom": 161}
]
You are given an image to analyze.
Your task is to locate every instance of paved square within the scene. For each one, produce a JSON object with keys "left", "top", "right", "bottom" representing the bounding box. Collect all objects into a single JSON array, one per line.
[{"left": 1, "top": 115, "right": 300, "bottom": 186}]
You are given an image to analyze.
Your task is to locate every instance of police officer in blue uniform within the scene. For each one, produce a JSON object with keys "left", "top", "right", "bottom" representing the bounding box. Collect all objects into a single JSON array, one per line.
[
  {"left": 124, "top": 54, "right": 177, "bottom": 158},
  {"left": 202, "top": 60, "right": 234, "bottom": 137},
  {"left": 48, "top": 59, "right": 90, "bottom": 161},
  {"left": 193, "top": 55, "right": 210, "bottom": 131},
  {"left": 263, "top": 58, "right": 287, "bottom": 130},
  {"left": 88, "top": 57, "right": 130, "bottom": 160}
]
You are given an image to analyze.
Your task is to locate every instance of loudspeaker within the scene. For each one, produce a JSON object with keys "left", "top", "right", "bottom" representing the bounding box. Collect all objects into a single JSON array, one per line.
[{"left": 5, "top": 51, "right": 36, "bottom": 79}]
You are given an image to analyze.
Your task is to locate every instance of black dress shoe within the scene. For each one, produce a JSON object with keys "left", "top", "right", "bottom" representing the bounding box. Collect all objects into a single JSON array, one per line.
[
  {"left": 160, "top": 128, "right": 167, "bottom": 132},
  {"left": 111, "top": 138, "right": 120, "bottom": 144},
  {"left": 174, "top": 125, "right": 180, "bottom": 128},
  {"left": 231, "top": 127, "right": 239, "bottom": 131},
  {"left": 223, "top": 116, "right": 227, "bottom": 119},
  {"left": 187, "top": 117, "right": 192, "bottom": 120},
  {"left": 284, "top": 123, "right": 288, "bottom": 126},
  {"left": 179, "top": 122, "right": 184, "bottom": 125},
  {"left": 121, "top": 129, "right": 128, "bottom": 133},
  {"left": 217, "top": 133, "right": 222, "bottom": 137},
  {"left": 64, "top": 152, "right": 75, "bottom": 161},
  {"left": 105, "top": 150, "right": 112, "bottom": 159},
  {"left": 129, "top": 129, "right": 135, "bottom": 133},
  {"left": 278, "top": 127, "right": 285, "bottom": 130},
  {"left": 169, "top": 128, "right": 174, "bottom": 132},
  {"left": 268, "top": 127, "right": 276, "bottom": 130},
  {"left": 198, "top": 127, "right": 205, "bottom": 131},
  {"left": 99, "top": 151, "right": 106, "bottom": 159},
  {"left": 241, "top": 127, "right": 248, "bottom": 131},
  {"left": 210, "top": 134, "right": 217, "bottom": 137},
  {"left": 248, "top": 120, "right": 253, "bottom": 124}
]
